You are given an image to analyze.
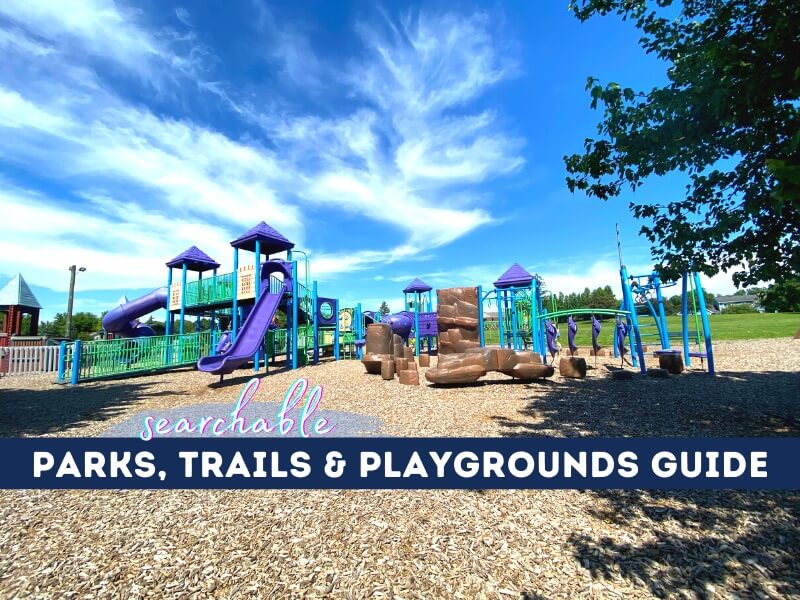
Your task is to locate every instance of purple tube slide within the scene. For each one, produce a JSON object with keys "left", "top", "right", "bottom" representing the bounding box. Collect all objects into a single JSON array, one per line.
[{"left": 102, "top": 287, "right": 168, "bottom": 337}]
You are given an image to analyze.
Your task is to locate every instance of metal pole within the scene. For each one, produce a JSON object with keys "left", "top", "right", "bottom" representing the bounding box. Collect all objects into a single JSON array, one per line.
[
  {"left": 334, "top": 299, "right": 340, "bottom": 360},
  {"left": 692, "top": 272, "right": 716, "bottom": 375},
  {"left": 478, "top": 285, "right": 485, "bottom": 347},
  {"left": 65, "top": 265, "right": 76, "bottom": 339}
]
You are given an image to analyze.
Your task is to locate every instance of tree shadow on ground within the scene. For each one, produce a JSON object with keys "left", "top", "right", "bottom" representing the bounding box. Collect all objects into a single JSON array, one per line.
[
  {"left": 492, "top": 370, "right": 800, "bottom": 438},
  {"left": 567, "top": 489, "right": 800, "bottom": 598},
  {"left": 488, "top": 370, "right": 800, "bottom": 597},
  {"left": 0, "top": 381, "right": 188, "bottom": 436}
]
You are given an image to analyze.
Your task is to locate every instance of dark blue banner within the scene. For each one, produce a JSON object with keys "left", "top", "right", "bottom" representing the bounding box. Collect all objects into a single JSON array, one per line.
[{"left": 3, "top": 438, "right": 798, "bottom": 489}]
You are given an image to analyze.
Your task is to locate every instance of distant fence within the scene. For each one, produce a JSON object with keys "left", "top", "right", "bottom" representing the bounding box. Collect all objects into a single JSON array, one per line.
[{"left": 0, "top": 345, "right": 60, "bottom": 376}]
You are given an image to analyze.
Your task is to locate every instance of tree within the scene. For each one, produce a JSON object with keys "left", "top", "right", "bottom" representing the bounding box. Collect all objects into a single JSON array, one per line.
[
  {"left": 760, "top": 278, "right": 800, "bottom": 312},
  {"left": 379, "top": 301, "right": 391, "bottom": 316},
  {"left": 38, "top": 312, "right": 101, "bottom": 340},
  {"left": 565, "top": 0, "right": 800, "bottom": 287}
]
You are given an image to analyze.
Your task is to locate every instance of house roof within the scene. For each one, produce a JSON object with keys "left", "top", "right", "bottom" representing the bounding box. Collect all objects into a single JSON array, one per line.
[
  {"left": 494, "top": 263, "right": 534, "bottom": 288},
  {"left": 230, "top": 221, "right": 295, "bottom": 255},
  {"left": 716, "top": 294, "right": 758, "bottom": 304},
  {"left": 165, "top": 246, "right": 221, "bottom": 272},
  {"left": 403, "top": 278, "right": 432, "bottom": 293},
  {"left": 0, "top": 274, "right": 42, "bottom": 309}
]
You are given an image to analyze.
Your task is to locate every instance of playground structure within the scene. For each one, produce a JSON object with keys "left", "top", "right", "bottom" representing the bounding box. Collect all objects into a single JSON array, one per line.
[
  {"left": 346, "top": 277, "right": 439, "bottom": 361},
  {"left": 59, "top": 222, "right": 341, "bottom": 384},
  {"left": 0, "top": 274, "right": 41, "bottom": 345}
]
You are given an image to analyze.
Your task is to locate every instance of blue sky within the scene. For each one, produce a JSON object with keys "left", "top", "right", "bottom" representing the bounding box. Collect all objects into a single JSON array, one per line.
[{"left": 0, "top": 1, "right": 742, "bottom": 321}]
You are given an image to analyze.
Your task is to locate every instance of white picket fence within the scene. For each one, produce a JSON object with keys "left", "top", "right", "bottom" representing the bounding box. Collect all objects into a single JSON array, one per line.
[{"left": 0, "top": 345, "right": 61, "bottom": 376}]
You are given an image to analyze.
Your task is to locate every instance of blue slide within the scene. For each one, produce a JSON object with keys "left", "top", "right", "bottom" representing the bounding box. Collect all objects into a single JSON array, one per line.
[{"left": 197, "top": 282, "right": 286, "bottom": 376}]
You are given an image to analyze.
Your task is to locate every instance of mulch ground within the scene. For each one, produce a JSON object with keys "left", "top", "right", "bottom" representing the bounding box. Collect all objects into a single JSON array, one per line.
[{"left": 0, "top": 338, "right": 798, "bottom": 598}]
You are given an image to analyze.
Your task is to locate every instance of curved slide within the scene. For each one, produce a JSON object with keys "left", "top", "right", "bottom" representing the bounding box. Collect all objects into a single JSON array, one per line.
[
  {"left": 197, "top": 282, "right": 286, "bottom": 376},
  {"left": 102, "top": 287, "right": 168, "bottom": 337}
]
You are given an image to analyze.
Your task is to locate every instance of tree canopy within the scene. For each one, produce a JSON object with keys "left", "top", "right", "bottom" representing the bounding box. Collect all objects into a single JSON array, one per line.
[{"left": 565, "top": 0, "right": 800, "bottom": 286}]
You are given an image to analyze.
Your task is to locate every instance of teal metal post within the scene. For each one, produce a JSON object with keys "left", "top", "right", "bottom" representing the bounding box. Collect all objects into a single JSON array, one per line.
[
  {"left": 232, "top": 248, "right": 239, "bottom": 340},
  {"left": 312, "top": 280, "right": 319, "bottom": 363},
  {"left": 497, "top": 289, "right": 505, "bottom": 348},
  {"left": 333, "top": 299, "right": 340, "bottom": 360},
  {"left": 196, "top": 271, "right": 203, "bottom": 332},
  {"left": 178, "top": 264, "right": 187, "bottom": 363},
  {"left": 620, "top": 265, "right": 646, "bottom": 373},
  {"left": 165, "top": 268, "right": 173, "bottom": 336},
  {"left": 292, "top": 260, "right": 299, "bottom": 369},
  {"left": 355, "top": 303, "right": 363, "bottom": 359},
  {"left": 70, "top": 340, "right": 81, "bottom": 385},
  {"left": 179, "top": 264, "right": 187, "bottom": 335},
  {"left": 510, "top": 288, "right": 519, "bottom": 350},
  {"left": 254, "top": 240, "right": 261, "bottom": 372},
  {"left": 692, "top": 271, "right": 716, "bottom": 375},
  {"left": 478, "top": 285, "right": 485, "bottom": 347},
  {"left": 414, "top": 291, "right": 420, "bottom": 356},
  {"left": 681, "top": 273, "right": 691, "bottom": 365},
  {"left": 57, "top": 341, "right": 66, "bottom": 382}
]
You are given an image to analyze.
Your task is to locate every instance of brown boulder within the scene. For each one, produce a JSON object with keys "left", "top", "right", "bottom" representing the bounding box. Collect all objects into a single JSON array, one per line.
[
  {"left": 658, "top": 352, "right": 684, "bottom": 374},
  {"left": 365, "top": 323, "right": 392, "bottom": 355},
  {"left": 418, "top": 354, "right": 430, "bottom": 367},
  {"left": 403, "top": 346, "right": 414, "bottom": 360},
  {"left": 495, "top": 349, "right": 519, "bottom": 371},
  {"left": 611, "top": 369, "right": 634, "bottom": 381},
  {"left": 515, "top": 351, "right": 543, "bottom": 365},
  {"left": 398, "top": 370, "right": 420, "bottom": 385},
  {"left": 392, "top": 334, "right": 405, "bottom": 359},
  {"left": 425, "top": 364, "right": 486, "bottom": 384},
  {"left": 500, "top": 363, "right": 555, "bottom": 380},
  {"left": 394, "top": 358, "right": 409, "bottom": 373},
  {"left": 590, "top": 348, "right": 611, "bottom": 357},
  {"left": 559, "top": 357, "right": 587, "bottom": 379},
  {"left": 381, "top": 360, "right": 395, "bottom": 380},
  {"left": 363, "top": 352, "right": 392, "bottom": 374}
]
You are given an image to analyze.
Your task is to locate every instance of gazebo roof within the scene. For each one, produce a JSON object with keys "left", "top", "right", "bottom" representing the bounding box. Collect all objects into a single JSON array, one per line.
[
  {"left": 403, "top": 278, "right": 432, "bottom": 293},
  {"left": 165, "top": 246, "right": 221, "bottom": 272},
  {"left": 494, "top": 263, "right": 534, "bottom": 289},
  {"left": 0, "top": 274, "right": 42, "bottom": 309},
  {"left": 230, "top": 221, "right": 294, "bottom": 255}
]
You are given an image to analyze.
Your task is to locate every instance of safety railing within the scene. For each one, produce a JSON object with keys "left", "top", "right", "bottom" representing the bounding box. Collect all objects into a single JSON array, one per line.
[
  {"left": 0, "top": 345, "right": 60, "bottom": 376},
  {"left": 183, "top": 272, "right": 236, "bottom": 307},
  {"left": 61, "top": 331, "right": 212, "bottom": 383}
]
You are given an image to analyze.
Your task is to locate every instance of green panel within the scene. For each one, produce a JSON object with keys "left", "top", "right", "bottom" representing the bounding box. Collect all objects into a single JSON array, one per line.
[
  {"left": 63, "top": 332, "right": 212, "bottom": 382},
  {"left": 183, "top": 271, "right": 236, "bottom": 308}
]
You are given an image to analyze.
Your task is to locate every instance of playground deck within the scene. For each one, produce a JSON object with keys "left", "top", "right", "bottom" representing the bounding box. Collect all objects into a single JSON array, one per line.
[{"left": 0, "top": 338, "right": 798, "bottom": 598}]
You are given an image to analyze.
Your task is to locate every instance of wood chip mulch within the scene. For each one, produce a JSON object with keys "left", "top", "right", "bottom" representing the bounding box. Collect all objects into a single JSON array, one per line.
[{"left": 0, "top": 338, "right": 798, "bottom": 598}]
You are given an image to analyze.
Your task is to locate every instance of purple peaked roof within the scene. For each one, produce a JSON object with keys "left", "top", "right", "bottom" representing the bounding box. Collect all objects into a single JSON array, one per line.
[
  {"left": 230, "top": 221, "right": 294, "bottom": 255},
  {"left": 403, "top": 278, "right": 432, "bottom": 293},
  {"left": 166, "top": 245, "right": 221, "bottom": 272},
  {"left": 494, "top": 263, "right": 534, "bottom": 288}
]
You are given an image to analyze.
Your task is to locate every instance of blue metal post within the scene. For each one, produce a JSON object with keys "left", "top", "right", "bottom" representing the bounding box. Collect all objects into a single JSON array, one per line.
[
  {"left": 653, "top": 272, "right": 670, "bottom": 349},
  {"left": 292, "top": 261, "right": 299, "bottom": 369},
  {"left": 334, "top": 299, "right": 340, "bottom": 360},
  {"left": 254, "top": 240, "right": 261, "bottom": 372},
  {"left": 312, "top": 281, "right": 319, "bottom": 364},
  {"left": 69, "top": 340, "right": 81, "bottom": 385},
  {"left": 497, "top": 288, "right": 505, "bottom": 348},
  {"left": 681, "top": 273, "right": 691, "bottom": 366},
  {"left": 210, "top": 267, "right": 217, "bottom": 355},
  {"left": 165, "top": 268, "right": 173, "bottom": 336},
  {"left": 57, "top": 341, "right": 66, "bottom": 382},
  {"left": 232, "top": 248, "right": 239, "bottom": 340},
  {"left": 478, "top": 285, "right": 485, "bottom": 347},
  {"left": 620, "top": 265, "right": 646, "bottom": 373},
  {"left": 692, "top": 272, "right": 715, "bottom": 375}
]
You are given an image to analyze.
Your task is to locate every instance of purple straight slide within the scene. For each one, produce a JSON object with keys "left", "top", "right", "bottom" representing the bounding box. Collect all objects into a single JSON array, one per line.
[{"left": 197, "top": 282, "right": 286, "bottom": 376}]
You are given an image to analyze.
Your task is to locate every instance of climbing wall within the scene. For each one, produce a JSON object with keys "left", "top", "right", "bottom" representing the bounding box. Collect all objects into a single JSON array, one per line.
[{"left": 436, "top": 287, "right": 481, "bottom": 355}]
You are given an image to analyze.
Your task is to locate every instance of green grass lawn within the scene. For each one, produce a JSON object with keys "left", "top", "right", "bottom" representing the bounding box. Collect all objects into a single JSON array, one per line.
[{"left": 484, "top": 312, "right": 799, "bottom": 348}]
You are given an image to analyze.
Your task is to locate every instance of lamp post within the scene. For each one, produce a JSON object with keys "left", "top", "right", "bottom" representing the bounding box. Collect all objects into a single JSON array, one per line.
[{"left": 65, "top": 265, "right": 86, "bottom": 340}]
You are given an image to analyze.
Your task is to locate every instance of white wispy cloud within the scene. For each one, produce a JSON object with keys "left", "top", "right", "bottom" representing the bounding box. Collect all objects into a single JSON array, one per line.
[{"left": 1, "top": 3, "right": 525, "bottom": 300}]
